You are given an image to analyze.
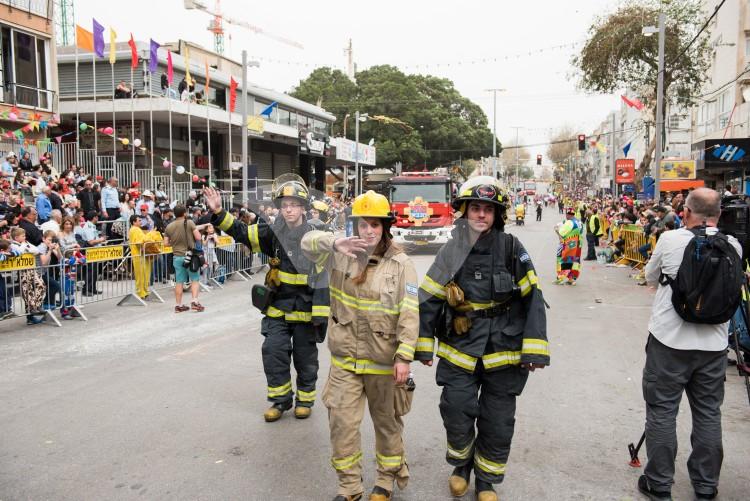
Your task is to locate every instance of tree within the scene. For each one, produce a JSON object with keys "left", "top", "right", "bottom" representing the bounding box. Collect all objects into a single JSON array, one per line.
[
  {"left": 572, "top": 0, "right": 711, "bottom": 183},
  {"left": 289, "top": 65, "right": 496, "bottom": 169},
  {"left": 453, "top": 158, "right": 479, "bottom": 182},
  {"left": 547, "top": 126, "right": 578, "bottom": 167}
]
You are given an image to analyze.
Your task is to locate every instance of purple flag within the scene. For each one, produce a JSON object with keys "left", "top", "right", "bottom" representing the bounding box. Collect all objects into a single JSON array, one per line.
[
  {"left": 149, "top": 39, "right": 160, "bottom": 73},
  {"left": 92, "top": 18, "right": 105, "bottom": 58}
]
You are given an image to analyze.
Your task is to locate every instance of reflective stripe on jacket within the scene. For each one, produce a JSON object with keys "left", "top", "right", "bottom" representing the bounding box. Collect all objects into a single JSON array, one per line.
[{"left": 302, "top": 231, "right": 419, "bottom": 368}]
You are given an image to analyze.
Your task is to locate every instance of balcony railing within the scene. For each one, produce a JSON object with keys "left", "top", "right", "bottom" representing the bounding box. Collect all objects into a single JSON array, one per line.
[
  {"left": 0, "top": 0, "right": 51, "bottom": 18},
  {"left": 1, "top": 82, "right": 57, "bottom": 112}
]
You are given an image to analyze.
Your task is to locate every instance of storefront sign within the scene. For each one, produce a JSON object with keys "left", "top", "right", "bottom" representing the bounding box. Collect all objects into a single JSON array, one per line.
[
  {"left": 85, "top": 245, "right": 124, "bottom": 263},
  {"left": 299, "top": 130, "right": 330, "bottom": 157},
  {"left": 332, "top": 137, "right": 377, "bottom": 166},
  {"left": 660, "top": 159, "right": 695, "bottom": 180},
  {"left": 615, "top": 159, "right": 635, "bottom": 184},
  {"left": 0, "top": 254, "right": 35, "bottom": 271}
]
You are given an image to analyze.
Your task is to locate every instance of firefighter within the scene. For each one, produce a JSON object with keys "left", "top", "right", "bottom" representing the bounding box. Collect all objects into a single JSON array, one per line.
[
  {"left": 301, "top": 190, "right": 418, "bottom": 501},
  {"left": 584, "top": 207, "right": 603, "bottom": 261},
  {"left": 308, "top": 199, "right": 331, "bottom": 232},
  {"left": 555, "top": 207, "right": 583, "bottom": 284},
  {"left": 416, "top": 176, "right": 549, "bottom": 501},
  {"left": 203, "top": 176, "right": 329, "bottom": 422}
]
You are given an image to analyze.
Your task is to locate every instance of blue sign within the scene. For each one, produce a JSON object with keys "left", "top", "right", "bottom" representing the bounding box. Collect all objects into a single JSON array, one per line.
[
  {"left": 642, "top": 176, "right": 655, "bottom": 199},
  {"left": 713, "top": 144, "right": 746, "bottom": 162},
  {"left": 620, "top": 183, "right": 636, "bottom": 193}
]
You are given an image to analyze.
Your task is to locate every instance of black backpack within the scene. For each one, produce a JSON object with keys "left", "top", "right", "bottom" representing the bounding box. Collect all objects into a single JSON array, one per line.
[{"left": 660, "top": 227, "right": 744, "bottom": 324}]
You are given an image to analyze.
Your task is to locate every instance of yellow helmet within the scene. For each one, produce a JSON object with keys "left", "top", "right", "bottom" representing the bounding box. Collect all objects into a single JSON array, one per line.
[
  {"left": 311, "top": 200, "right": 329, "bottom": 213},
  {"left": 271, "top": 173, "right": 309, "bottom": 209},
  {"left": 352, "top": 190, "right": 393, "bottom": 219}
]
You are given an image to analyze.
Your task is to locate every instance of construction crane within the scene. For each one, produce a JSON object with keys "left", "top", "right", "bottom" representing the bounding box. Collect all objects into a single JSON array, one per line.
[{"left": 183, "top": 0, "right": 304, "bottom": 55}]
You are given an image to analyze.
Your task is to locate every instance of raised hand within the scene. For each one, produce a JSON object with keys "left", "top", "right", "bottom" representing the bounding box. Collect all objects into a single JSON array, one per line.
[{"left": 333, "top": 237, "right": 369, "bottom": 258}]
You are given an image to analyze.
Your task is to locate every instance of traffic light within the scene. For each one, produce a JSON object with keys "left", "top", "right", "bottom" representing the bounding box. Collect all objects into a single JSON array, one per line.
[
  {"left": 577, "top": 134, "right": 586, "bottom": 151},
  {"left": 536, "top": 154, "right": 542, "bottom": 166}
]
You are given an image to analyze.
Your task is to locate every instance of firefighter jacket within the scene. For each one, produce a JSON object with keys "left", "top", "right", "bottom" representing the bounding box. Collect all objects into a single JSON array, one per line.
[
  {"left": 212, "top": 210, "right": 330, "bottom": 325},
  {"left": 587, "top": 213, "right": 603, "bottom": 237},
  {"left": 301, "top": 231, "right": 419, "bottom": 374},
  {"left": 416, "top": 221, "right": 550, "bottom": 372}
]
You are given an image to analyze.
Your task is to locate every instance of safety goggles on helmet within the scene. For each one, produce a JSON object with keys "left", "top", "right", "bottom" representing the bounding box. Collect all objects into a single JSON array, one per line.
[{"left": 452, "top": 176, "right": 507, "bottom": 213}]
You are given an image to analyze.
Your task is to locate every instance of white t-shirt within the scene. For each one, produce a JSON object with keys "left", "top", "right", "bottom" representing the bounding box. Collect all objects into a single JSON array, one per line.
[
  {"left": 40, "top": 220, "right": 60, "bottom": 234},
  {"left": 645, "top": 227, "right": 742, "bottom": 351}
]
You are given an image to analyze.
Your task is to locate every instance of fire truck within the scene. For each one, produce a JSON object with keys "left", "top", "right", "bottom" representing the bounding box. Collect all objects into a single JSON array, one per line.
[{"left": 388, "top": 172, "right": 455, "bottom": 246}]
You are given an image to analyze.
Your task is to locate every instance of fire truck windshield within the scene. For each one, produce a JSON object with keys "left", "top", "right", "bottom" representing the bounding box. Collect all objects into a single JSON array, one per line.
[{"left": 390, "top": 183, "right": 449, "bottom": 203}]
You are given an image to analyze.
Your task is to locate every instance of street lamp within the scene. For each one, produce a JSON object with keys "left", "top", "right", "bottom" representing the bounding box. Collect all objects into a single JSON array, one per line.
[
  {"left": 643, "top": 13, "right": 665, "bottom": 200},
  {"left": 486, "top": 88, "right": 506, "bottom": 178},
  {"left": 510, "top": 126, "right": 523, "bottom": 199},
  {"left": 354, "top": 111, "right": 369, "bottom": 196}
]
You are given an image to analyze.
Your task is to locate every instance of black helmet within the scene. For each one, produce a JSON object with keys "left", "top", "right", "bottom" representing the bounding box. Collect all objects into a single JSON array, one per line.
[
  {"left": 271, "top": 174, "right": 310, "bottom": 209},
  {"left": 452, "top": 176, "right": 508, "bottom": 213}
]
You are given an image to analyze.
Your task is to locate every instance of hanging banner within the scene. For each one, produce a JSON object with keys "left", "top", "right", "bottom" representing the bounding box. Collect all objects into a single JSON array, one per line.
[
  {"left": 615, "top": 159, "right": 636, "bottom": 184},
  {"left": 85, "top": 245, "right": 124, "bottom": 262},
  {"left": 246, "top": 115, "right": 265, "bottom": 136},
  {"left": 0, "top": 254, "right": 36, "bottom": 271},
  {"left": 659, "top": 159, "right": 696, "bottom": 180}
]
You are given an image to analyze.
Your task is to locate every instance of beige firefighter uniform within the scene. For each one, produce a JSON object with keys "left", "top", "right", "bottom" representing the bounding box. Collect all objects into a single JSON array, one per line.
[{"left": 301, "top": 230, "right": 419, "bottom": 497}]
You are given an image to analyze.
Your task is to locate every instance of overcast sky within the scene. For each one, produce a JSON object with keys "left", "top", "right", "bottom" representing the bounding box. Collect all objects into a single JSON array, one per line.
[{"left": 75, "top": 0, "right": 623, "bottom": 155}]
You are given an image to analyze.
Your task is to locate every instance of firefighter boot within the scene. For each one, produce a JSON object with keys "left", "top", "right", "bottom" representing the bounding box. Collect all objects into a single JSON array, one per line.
[
  {"left": 448, "top": 463, "right": 472, "bottom": 497},
  {"left": 475, "top": 479, "right": 498, "bottom": 501},
  {"left": 332, "top": 494, "right": 363, "bottom": 501},
  {"left": 263, "top": 402, "right": 292, "bottom": 422},
  {"left": 368, "top": 486, "right": 391, "bottom": 501},
  {"left": 294, "top": 406, "right": 312, "bottom": 419}
]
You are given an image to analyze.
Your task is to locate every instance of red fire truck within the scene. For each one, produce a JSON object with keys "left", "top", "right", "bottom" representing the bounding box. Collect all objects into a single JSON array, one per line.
[{"left": 388, "top": 172, "right": 454, "bottom": 246}]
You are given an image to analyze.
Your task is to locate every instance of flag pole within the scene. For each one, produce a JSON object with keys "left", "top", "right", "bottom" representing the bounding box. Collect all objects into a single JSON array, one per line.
[
  {"left": 148, "top": 68, "right": 154, "bottom": 173},
  {"left": 206, "top": 86, "right": 211, "bottom": 187},
  {"left": 75, "top": 42, "right": 80, "bottom": 166},
  {"left": 228, "top": 101, "right": 232, "bottom": 196},
  {"left": 187, "top": 82, "right": 192, "bottom": 188},
  {"left": 93, "top": 51, "right": 98, "bottom": 177},
  {"left": 111, "top": 53, "right": 116, "bottom": 173},
  {"left": 130, "top": 60, "right": 135, "bottom": 176},
  {"left": 168, "top": 77, "right": 173, "bottom": 194}
]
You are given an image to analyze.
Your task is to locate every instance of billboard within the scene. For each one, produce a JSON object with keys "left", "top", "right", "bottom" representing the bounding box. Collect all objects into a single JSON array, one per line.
[
  {"left": 615, "top": 159, "right": 636, "bottom": 184},
  {"left": 659, "top": 159, "right": 696, "bottom": 180}
]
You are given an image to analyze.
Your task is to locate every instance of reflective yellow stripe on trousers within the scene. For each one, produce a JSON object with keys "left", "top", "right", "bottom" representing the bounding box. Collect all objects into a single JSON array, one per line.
[
  {"left": 266, "top": 306, "right": 312, "bottom": 322},
  {"left": 436, "top": 342, "right": 478, "bottom": 372},
  {"left": 376, "top": 453, "right": 403, "bottom": 469},
  {"left": 331, "top": 451, "right": 363, "bottom": 471},
  {"left": 331, "top": 355, "right": 393, "bottom": 375}
]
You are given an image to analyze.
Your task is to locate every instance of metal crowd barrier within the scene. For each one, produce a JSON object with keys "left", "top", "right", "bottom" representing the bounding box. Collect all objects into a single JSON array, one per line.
[
  {"left": 616, "top": 225, "right": 649, "bottom": 269},
  {"left": 0, "top": 236, "right": 271, "bottom": 328}
]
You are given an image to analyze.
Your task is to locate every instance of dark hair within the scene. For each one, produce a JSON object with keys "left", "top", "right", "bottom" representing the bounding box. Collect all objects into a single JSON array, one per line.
[
  {"left": 174, "top": 205, "right": 187, "bottom": 218},
  {"left": 129, "top": 214, "right": 141, "bottom": 225},
  {"left": 85, "top": 210, "right": 98, "bottom": 221},
  {"left": 21, "top": 207, "right": 34, "bottom": 218}
]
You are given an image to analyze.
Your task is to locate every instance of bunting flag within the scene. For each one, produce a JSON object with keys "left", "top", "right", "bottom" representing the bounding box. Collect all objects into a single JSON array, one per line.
[
  {"left": 167, "top": 51, "right": 173, "bottom": 84},
  {"left": 109, "top": 27, "right": 117, "bottom": 65},
  {"left": 260, "top": 101, "right": 278, "bottom": 117},
  {"left": 184, "top": 45, "right": 191, "bottom": 83},
  {"left": 76, "top": 25, "right": 94, "bottom": 52},
  {"left": 149, "top": 39, "right": 159, "bottom": 73},
  {"left": 623, "top": 142, "right": 632, "bottom": 158},
  {"left": 621, "top": 94, "right": 645, "bottom": 111},
  {"left": 229, "top": 77, "right": 238, "bottom": 112},
  {"left": 93, "top": 18, "right": 105, "bottom": 57},
  {"left": 128, "top": 33, "right": 138, "bottom": 69}
]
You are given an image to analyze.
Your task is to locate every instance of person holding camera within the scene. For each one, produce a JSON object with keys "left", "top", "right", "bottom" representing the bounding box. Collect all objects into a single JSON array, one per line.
[
  {"left": 416, "top": 177, "right": 549, "bottom": 501},
  {"left": 301, "top": 191, "right": 418, "bottom": 501},
  {"left": 163, "top": 205, "right": 204, "bottom": 312},
  {"left": 204, "top": 176, "right": 329, "bottom": 423}
]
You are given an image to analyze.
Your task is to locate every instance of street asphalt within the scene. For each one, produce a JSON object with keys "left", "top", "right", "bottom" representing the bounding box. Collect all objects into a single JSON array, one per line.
[{"left": 1, "top": 205, "right": 748, "bottom": 500}]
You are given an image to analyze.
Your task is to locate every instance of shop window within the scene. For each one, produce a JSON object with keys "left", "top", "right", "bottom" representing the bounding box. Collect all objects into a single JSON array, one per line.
[
  {"left": 298, "top": 114, "right": 309, "bottom": 130},
  {"left": 289, "top": 110, "right": 297, "bottom": 128},
  {"left": 278, "top": 108, "right": 290, "bottom": 126}
]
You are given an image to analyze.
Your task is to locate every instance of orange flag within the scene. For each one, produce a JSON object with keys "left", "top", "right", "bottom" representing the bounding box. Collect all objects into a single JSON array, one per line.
[
  {"left": 205, "top": 59, "right": 210, "bottom": 89},
  {"left": 76, "top": 24, "right": 94, "bottom": 52}
]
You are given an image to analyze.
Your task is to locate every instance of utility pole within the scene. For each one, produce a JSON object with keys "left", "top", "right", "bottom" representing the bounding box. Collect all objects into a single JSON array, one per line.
[
  {"left": 355, "top": 110, "right": 360, "bottom": 196},
  {"left": 485, "top": 88, "right": 506, "bottom": 179},
  {"left": 510, "top": 126, "right": 523, "bottom": 198},
  {"left": 611, "top": 113, "right": 617, "bottom": 198},
  {"left": 653, "top": 12, "right": 666, "bottom": 201},
  {"left": 241, "top": 50, "right": 248, "bottom": 205}
]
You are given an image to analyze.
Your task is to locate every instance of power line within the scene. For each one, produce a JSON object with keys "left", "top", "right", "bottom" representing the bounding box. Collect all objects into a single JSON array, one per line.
[{"left": 668, "top": 0, "right": 727, "bottom": 67}]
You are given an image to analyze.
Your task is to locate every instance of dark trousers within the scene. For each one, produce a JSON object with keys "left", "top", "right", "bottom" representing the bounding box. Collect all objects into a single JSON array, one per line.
[
  {"left": 81, "top": 262, "right": 99, "bottom": 295},
  {"left": 642, "top": 335, "right": 726, "bottom": 495},
  {"left": 261, "top": 316, "right": 319, "bottom": 408},
  {"left": 536, "top": 211, "right": 542, "bottom": 221},
  {"left": 436, "top": 359, "right": 528, "bottom": 484},
  {"left": 585, "top": 233, "right": 599, "bottom": 260},
  {"left": 103, "top": 208, "right": 120, "bottom": 240}
]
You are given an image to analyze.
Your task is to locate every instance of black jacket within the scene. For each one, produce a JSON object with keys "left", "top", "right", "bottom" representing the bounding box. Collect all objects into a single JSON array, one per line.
[
  {"left": 416, "top": 222, "right": 549, "bottom": 372},
  {"left": 212, "top": 209, "right": 330, "bottom": 325},
  {"left": 19, "top": 219, "right": 43, "bottom": 246}
]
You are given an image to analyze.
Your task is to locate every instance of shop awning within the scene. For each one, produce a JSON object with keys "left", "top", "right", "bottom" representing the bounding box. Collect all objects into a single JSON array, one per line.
[{"left": 660, "top": 179, "right": 705, "bottom": 191}]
